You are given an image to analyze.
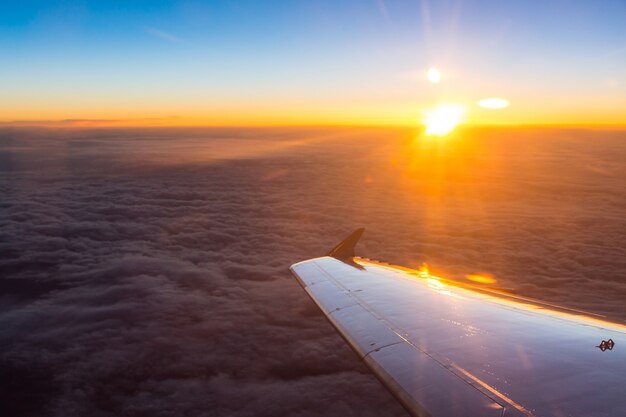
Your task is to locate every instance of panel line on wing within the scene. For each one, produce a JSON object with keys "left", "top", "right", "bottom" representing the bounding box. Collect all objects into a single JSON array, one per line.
[
  {"left": 451, "top": 363, "right": 535, "bottom": 417},
  {"left": 360, "top": 341, "right": 405, "bottom": 358}
]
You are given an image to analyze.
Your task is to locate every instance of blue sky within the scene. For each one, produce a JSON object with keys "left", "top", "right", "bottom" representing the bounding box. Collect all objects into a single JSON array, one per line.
[{"left": 1, "top": 0, "right": 625, "bottom": 125}]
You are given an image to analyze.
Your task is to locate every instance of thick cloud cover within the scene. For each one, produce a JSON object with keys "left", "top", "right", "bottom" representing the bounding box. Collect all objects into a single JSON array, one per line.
[{"left": 1, "top": 126, "right": 625, "bottom": 416}]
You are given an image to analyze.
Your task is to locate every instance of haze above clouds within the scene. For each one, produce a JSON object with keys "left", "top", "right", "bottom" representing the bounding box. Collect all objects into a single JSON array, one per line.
[{"left": 1, "top": 127, "right": 625, "bottom": 416}]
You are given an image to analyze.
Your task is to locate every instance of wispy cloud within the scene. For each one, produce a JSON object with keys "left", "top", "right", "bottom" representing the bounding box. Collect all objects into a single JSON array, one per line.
[
  {"left": 375, "top": 0, "right": 389, "bottom": 17},
  {"left": 0, "top": 117, "right": 180, "bottom": 127},
  {"left": 143, "top": 26, "right": 180, "bottom": 42}
]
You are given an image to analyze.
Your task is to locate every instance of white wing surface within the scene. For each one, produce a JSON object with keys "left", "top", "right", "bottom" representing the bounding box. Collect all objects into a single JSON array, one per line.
[{"left": 290, "top": 230, "right": 626, "bottom": 417}]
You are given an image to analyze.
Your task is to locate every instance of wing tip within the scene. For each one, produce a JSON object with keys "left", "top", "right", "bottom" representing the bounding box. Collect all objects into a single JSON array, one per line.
[{"left": 328, "top": 228, "right": 365, "bottom": 262}]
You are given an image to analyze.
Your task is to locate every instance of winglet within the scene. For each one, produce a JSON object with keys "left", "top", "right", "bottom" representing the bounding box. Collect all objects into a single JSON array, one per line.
[{"left": 328, "top": 228, "right": 365, "bottom": 262}]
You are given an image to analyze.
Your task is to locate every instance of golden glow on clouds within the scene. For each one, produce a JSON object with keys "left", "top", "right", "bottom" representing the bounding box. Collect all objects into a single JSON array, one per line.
[
  {"left": 466, "top": 273, "right": 498, "bottom": 285},
  {"left": 427, "top": 67, "right": 441, "bottom": 84},
  {"left": 478, "top": 98, "right": 510, "bottom": 109},
  {"left": 423, "top": 104, "right": 466, "bottom": 136}
]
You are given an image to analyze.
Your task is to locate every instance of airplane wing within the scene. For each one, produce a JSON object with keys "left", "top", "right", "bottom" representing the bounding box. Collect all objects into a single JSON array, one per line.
[{"left": 290, "top": 229, "right": 626, "bottom": 417}]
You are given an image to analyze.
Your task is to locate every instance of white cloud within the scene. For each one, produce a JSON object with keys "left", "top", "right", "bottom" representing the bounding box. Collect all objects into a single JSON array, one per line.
[{"left": 144, "top": 26, "right": 180, "bottom": 42}]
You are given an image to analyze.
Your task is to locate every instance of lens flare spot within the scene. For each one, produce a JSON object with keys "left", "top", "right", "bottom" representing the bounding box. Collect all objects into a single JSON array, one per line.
[
  {"left": 423, "top": 104, "right": 466, "bottom": 136},
  {"left": 478, "top": 98, "right": 509, "bottom": 109},
  {"left": 427, "top": 67, "right": 441, "bottom": 83}
]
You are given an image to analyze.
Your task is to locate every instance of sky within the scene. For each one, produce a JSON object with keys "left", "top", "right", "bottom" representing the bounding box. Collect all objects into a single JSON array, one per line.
[{"left": 1, "top": 0, "right": 626, "bottom": 126}]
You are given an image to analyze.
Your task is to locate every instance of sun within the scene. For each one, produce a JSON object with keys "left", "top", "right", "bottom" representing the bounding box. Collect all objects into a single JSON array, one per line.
[{"left": 423, "top": 104, "right": 466, "bottom": 136}]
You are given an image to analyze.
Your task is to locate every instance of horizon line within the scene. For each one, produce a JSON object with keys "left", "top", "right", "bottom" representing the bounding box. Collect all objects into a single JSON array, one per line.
[{"left": 1, "top": 119, "right": 626, "bottom": 130}]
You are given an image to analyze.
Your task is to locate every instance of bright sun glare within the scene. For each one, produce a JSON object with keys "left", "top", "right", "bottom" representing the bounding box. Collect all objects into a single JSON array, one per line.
[{"left": 423, "top": 104, "right": 466, "bottom": 136}]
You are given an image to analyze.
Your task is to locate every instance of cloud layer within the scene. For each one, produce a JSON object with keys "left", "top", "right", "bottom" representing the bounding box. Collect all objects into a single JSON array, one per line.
[{"left": 1, "top": 126, "right": 625, "bottom": 416}]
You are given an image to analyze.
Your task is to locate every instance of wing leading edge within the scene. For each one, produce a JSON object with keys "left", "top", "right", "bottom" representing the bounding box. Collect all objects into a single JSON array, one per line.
[{"left": 290, "top": 229, "right": 626, "bottom": 417}]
